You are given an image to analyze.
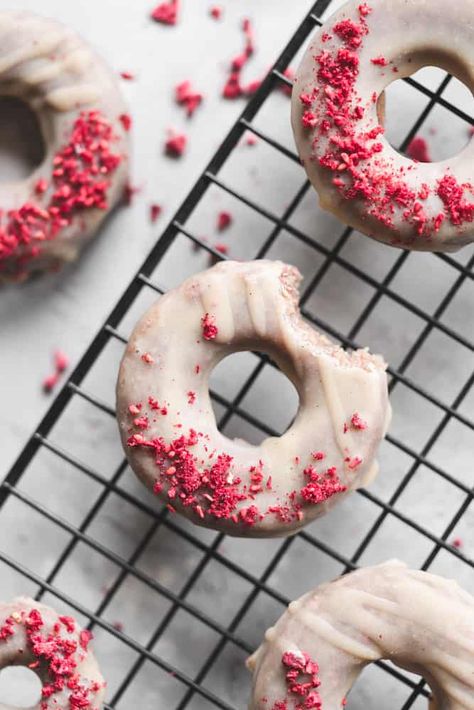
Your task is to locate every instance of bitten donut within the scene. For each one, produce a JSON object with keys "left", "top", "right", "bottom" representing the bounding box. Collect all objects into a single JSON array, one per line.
[
  {"left": 0, "top": 597, "right": 105, "bottom": 708},
  {"left": 116, "top": 260, "right": 391, "bottom": 538},
  {"left": 248, "top": 561, "right": 474, "bottom": 709},
  {"left": 0, "top": 11, "right": 129, "bottom": 282},
  {"left": 292, "top": 0, "right": 474, "bottom": 252}
]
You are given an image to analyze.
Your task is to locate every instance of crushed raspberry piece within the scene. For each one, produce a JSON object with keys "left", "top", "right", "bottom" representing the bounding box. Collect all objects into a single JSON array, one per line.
[
  {"left": 346, "top": 456, "right": 363, "bottom": 470},
  {"left": 150, "top": 203, "right": 162, "bottom": 223},
  {"left": 210, "top": 5, "right": 222, "bottom": 19},
  {"left": 217, "top": 211, "right": 232, "bottom": 231},
  {"left": 0, "top": 110, "right": 121, "bottom": 279},
  {"left": 214, "top": 242, "right": 229, "bottom": 255},
  {"left": 123, "top": 182, "right": 140, "bottom": 206},
  {"left": 187, "top": 391, "right": 196, "bottom": 405},
  {"left": 245, "top": 134, "right": 258, "bottom": 146},
  {"left": 201, "top": 313, "right": 218, "bottom": 340},
  {"left": 151, "top": 0, "right": 179, "bottom": 25},
  {"left": 371, "top": 56, "right": 389, "bottom": 66},
  {"left": 407, "top": 136, "right": 432, "bottom": 163},
  {"left": 359, "top": 3, "right": 372, "bottom": 16},
  {"left": 54, "top": 349, "right": 69, "bottom": 373},
  {"left": 141, "top": 352, "right": 155, "bottom": 364},
  {"left": 312, "top": 451, "right": 325, "bottom": 461},
  {"left": 165, "top": 131, "right": 187, "bottom": 157},
  {"left": 278, "top": 651, "right": 322, "bottom": 709},
  {"left": 222, "top": 18, "right": 259, "bottom": 99},
  {"left": 0, "top": 616, "right": 15, "bottom": 641},
  {"left": 43, "top": 373, "right": 59, "bottom": 393},
  {"left": 120, "top": 71, "right": 134, "bottom": 80},
  {"left": 35, "top": 178, "right": 48, "bottom": 195},
  {"left": 119, "top": 113, "right": 132, "bottom": 132},
  {"left": 175, "top": 81, "right": 204, "bottom": 117},
  {"left": 112, "top": 621, "right": 124, "bottom": 632},
  {"left": 350, "top": 412, "right": 367, "bottom": 430},
  {"left": 300, "top": 466, "right": 346, "bottom": 504},
  {"left": 129, "top": 403, "right": 142, "bottom": 415},
  {"left": 437, "top": 174, "right": 474, "bottom": 227},
  {"left": 451, "top": 537, "right": 463, "bottom": 549}
]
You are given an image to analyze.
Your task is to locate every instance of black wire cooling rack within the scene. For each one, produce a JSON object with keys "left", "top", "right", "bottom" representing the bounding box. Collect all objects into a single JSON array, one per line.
[{"left": 1, "top": 1, "right": 474, "bottom": 707}]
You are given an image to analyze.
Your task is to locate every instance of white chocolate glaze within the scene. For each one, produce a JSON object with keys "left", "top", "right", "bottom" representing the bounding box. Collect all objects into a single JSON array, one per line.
[
  {"left": 247, "top": 561, "right": 474, "bottom": 709},
  {"left": 0, "top": 597, "right": 105, "bottom": 709},
  {"left": 292, "top": 0, "right": 474, "bottom": 252},
  {"left": 0, "top": 11, "right": 129, "bottom": 282},
  {"left": 116, "top": 260, "right": 391, "bottom": 538}
]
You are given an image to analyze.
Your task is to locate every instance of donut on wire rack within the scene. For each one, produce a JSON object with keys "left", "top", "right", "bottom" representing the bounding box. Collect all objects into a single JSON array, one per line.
[
  {"left": 116, "top": 259, "right": 391, "bottom": 538},
  {"left": 292, "top": 0, "right": 474, "bottom": 252},
  {"left": 0, "top": 596, "right": 105, "bottom": 708},
  {"left": 247, "top": 560, "right": 474, "bottom": 709},
  {"left": 0, "top": 11, "right": 129, "bottom": 283}
]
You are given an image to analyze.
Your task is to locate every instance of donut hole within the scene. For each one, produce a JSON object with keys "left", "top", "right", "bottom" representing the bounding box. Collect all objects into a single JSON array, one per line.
[
  {"left": 0, "top": 96, "right": 45, "bottom": 183},
  {"left": 0, "top": 665, "right": 42, "bottom": 706},
  {"left": 210, "top": 352, "right": 300, "bottom": 445},
  {"left": 382, "top": 66, "right": 474, "bottom": 162}
]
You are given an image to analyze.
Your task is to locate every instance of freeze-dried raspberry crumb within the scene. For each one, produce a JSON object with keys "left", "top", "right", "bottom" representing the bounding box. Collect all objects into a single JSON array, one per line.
[
  {"left": 245, "top": 135, "right": 258, "bottom": 146},
  {"left": 112, "top": 621, "right": 124, "bottom": 632},
  {"left": 371, "top": 56, "right": 389, "bottom": 66},
  {"left": 300, "top": 465, "right": 346, "bottom": 504},
  {"left": 187, "top": 391, "right": 196, "bottom": 404},
  {"left": 280, "top": 68, "right": 295, "bottom": 97},
  {"left": 350, "top": 412, "right": 367, "bottom": 430},
  {"left": 43, "top": 373, "right": 59, "bottom": 393},
  {"left": 35, "top": 178, "right": 48, "bottom": 195},
  {"left": 279, "top": 651, "right": 322, "bottom": 708},
  {"left": 214, "top": 242, "right": 229, "bottom": 255},
  {"left": 119, "top": 113, "right": 132, "bottom": 132},
  {"left": 210, "top": 5, "right": 222, "bottom": 19},
  {"left": 217, "top": 211, "right": 232, "bottom": 231},
  {"left": 141, "top": 352, "right": 155, "bottom": 364},
  {"left": 222, "top": 18, "right": 258, "bottom": 100},
  {"left": 437, "top": 174, "right": 474, "bottom": 226},
  {"left": 120, "top": 71, "right": 134, "bottom": 80},
  {"left": 201, "top": 313, "right": 218, "bottom": 340},
  {"left": 0, "top": 616, "right": 15, "bottom": 641},
  {"left": 359, "top": 3, "right": 372, "bottom": 16},
  {"left": 407, "top": 137, "right": 431, "bottom": 163},
  {"left": 165, "top": 132, "right": 187, "bottom": 157},
  {"left": 151, "top": 0, "right": 179, "bottom": 25},
  {"left": 54, "top": 349, "right": 69, "bottom": 373},
  {"left": 150, "top": 203, "right": 162, "bottom": 223},
  {"left": 175, "top": 81, "right": 204, "bottom": 117},
  {"left": 123, "top": 182, "right": 140, "bottom": 205},
  {"left": 451, "top": 537, "right": 463, "bottom": 549}
]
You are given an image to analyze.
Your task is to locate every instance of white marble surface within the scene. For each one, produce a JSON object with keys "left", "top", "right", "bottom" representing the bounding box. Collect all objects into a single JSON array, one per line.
[{"left": 0, "top": 1, "right": 473, "bottom": 708}]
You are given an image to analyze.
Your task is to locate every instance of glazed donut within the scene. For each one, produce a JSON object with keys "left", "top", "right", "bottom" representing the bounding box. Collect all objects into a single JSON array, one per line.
[
  {"left": 116, "top": 260, "right": 391, "bottom": 538},
  {"left": 0, "top": 596, "right": 105, "bottom": 708},
  {"left": 0, "top": 11, "right": 129, "bottom": 282},
  {"left": 292, "top": 0, "right": 474, "bottom": 252},
  {"left": 247, "top": 561, "right": 474, "bottom": 709}
]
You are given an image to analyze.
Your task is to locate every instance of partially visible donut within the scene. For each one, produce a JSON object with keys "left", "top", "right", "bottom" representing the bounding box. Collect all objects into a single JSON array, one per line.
[
  {"left": 0, "top": 11, "right": 129, "bottom": 282},
  {"left": 0, "top": 596, "right": 105, "bottom": 709},
  {"left": 247, "top": 561, "right": 474, "bottom": 709},
  {"left": 116, "top": 259, "right": 391, "bottom": 538},
  {"left": 292, "top": 0, "right": 474, "bottom": 252}
]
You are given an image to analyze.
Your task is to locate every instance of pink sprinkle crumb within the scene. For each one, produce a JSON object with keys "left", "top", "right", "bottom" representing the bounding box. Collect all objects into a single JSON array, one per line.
[
  {"left": 217, "top": 211, "right": 232, "bottom": 231},
  {"left": 407, "top": 136, "right": 432, "bottom": 163},
  {"left": 43, "top": 373, "right": 59, "bottom": 393},
  {"left": 351, "top": 412, "right": 368, "bottom": 430},
  {"left": 209, "top": 5, "right": 222, "bottom": 19},
  {"left": 54, "top": 349, "right": 69, "bottom": 373},
  {"left": 150, "top": 203, "right": 162, "bottom": 223},
  {"left": 165, "top": 132, "right": 187, "bottom": 157},
  {"left": 175, "top": 80, "right": 204, "bottom": 117},
  {"left": 371, "top": 56, "right": 389, "bottom": 66},
  {"left": 119, "top": 113, "right": 132, "bottom": 132},
  {"left": 141, "top": 352, "right": 155, "bottom": 364},
  {"left": 201, "top": 313, "right": 218, "bottom": 340},
  {"left": 151, "top": 0, "right": 179, "bottom": 25}
]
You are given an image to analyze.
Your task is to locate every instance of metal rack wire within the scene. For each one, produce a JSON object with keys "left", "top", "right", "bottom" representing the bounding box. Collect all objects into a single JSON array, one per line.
[{"left": 1, "top": 0, "right": 473, "bottom": 707}]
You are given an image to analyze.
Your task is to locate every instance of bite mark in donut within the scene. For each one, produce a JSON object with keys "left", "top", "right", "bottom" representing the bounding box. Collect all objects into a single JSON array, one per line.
[
  {"left": 117, "top": 260, "right": 391, "bottom": 537},
  {"left": 292, "top": 0, "right": 474, "bottom": 251}
]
